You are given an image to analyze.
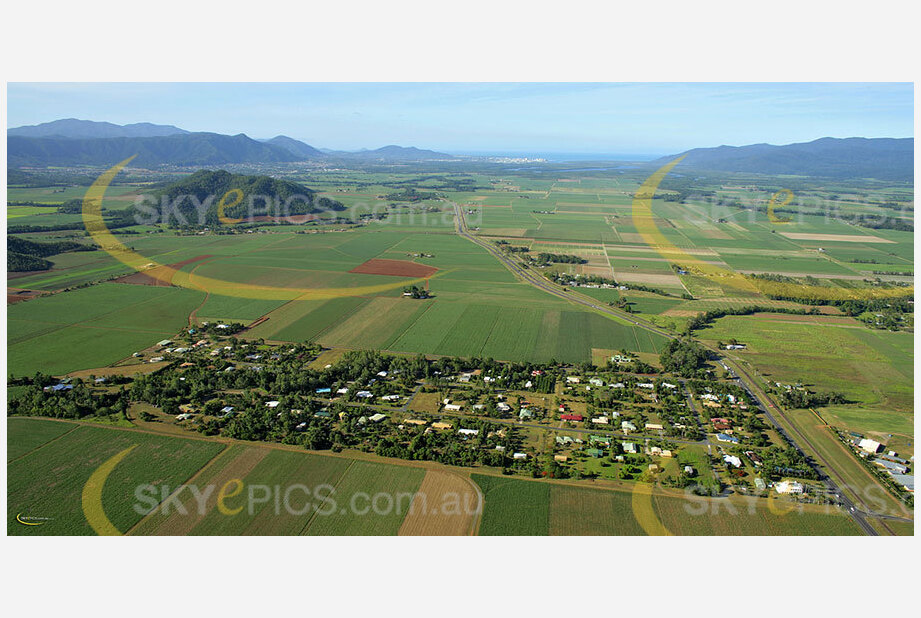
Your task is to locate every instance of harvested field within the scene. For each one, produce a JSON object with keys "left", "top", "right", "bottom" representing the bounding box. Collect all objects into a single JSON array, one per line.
[
  {"left": 7, "top": 288, "right": 44, "bottom": 304},
  {"left": 398, "top": 470, "right": 480, "bottom": 536},
  {"left": 112, "top": 255, "right": 213, "bottom": 287},
  {"left": 66, "top": 361, "right": 171, "bottom": 379},
  {"left": 133, "top": 446, "right": 269, "bottom": 536},
  {"left": 348, "top": 258, "right": 438, "bottom": 278}
]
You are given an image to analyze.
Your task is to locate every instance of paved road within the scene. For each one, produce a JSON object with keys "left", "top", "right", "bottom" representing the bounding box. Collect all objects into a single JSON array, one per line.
[{"left": 453, "top": 202, "right": 889, "bottom": 535}]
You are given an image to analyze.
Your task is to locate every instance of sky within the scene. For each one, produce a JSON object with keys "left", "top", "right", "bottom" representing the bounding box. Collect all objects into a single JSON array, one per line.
[{"left": 6, "top": 83, "right": 913, "bottom": 156}]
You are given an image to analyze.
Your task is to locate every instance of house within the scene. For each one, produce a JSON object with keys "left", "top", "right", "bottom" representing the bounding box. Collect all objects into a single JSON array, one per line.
[
  {"left": 754, "top": 477, "right": 767, "bottom": 491},
  {"left": 645, "top": 423, "right": 664, "bottom": 431},
  {"left": 774, "top": 480, "right": 804, "bottom": 494},
  {"left": 495, "top": 445, "right": 506, "bottom": 452},
  {"left": 220, "top": 406, "right": 234, "bottom": 417},
  {"left": 589, "top": 378, "right": 604, "bottom": 387},
  {"left": 638, "top": 383, "right": 655, "bottom": 389},
  {"left": 497, "top": 402, "right": 512, "bottom": 412},
  {"left": 265, "top": 401, "right": 280, "bottom": 408},
  {"left": 723, "top": 454, "right": 742, "bottom": 468},
  {"left": 176, "top": 413, "right": 194, "bottom": 421},
  {"left": 43, "top": 383, "right": 74, "bottom": 393},
  {"left": 295, "top": 422, "right": 308, "bottom": 431},
  {"left": 591, "top": 416, "right": 609, "bottom": 425},
  {"left": 380, "top": 395, "right": 400, "bottom": 402},
  {"left": 376, "top": 371, "right": 388, "bottom": 377},
  {"left": 369, "top": 413, "right": 387, "bottom": 423},
  {"left": 662, "top": 382, "right": 677, "bottom": 389},
  {"left": 524, "top": 380, "right": 533, "bottom": 388},
  {"left": 622, "top": 442, "right": 637, "bottom": 454},
  {"left": 586, "top": 448, "right": 604, "bottom": 458},
  {"left": 716, "top": 433, "right": 739, "bottom": 444},
  {"left": 157, "top": 339, "right": 172, "bottom": 347},
  {"left": 314, "top": 410, "right": 332, "bottom": 418},
  {"left": 621, "top": 421, "right": 637, "bottom": 432},
  {"left": 444, "top": 403, "right": 462, "bottom": 412},
  {"left": 712, "top": 421, "right": 732, "bottom": 431},
  {"left": 590, "top": 435, "right": 610, "bottom": 445},
  {"left": 858, "top": 438, "right": 882, "bottom": 453},
  {"left": 725, "top": 344, "right": 746, "bottom": 350},
  {"left": 432, "top": 422, "right": 453, "bottom": 430},
  {"left": 648, "top": 464, "right": 660, "bottom": 473},
  {"left": 566, "top": 376, "right": 580, "bottom": 384},
  {"left": 519, "top": 408, "right": 533, "bottom": 419},
  {"left": 458, "top": 428, "right": 479, "bottom": 436},
  {"left": 555, "top": 436, "right": 574, "bottom": 445},
  {"left": 356, "top": 391, "right": 373, "bottom": 398},
  {"left": 561, "top": 413, "right": 583, "bottom": 421},
  {"left": 512, "top": 453, "right": 528, "bottom": 460},
  {"left": 554, "top": 455, "right": 569, "bottom": 463},
  {"left": 702, "top": 400, "right": 723, "bottom": 409},
  {"left": 683, "top": 465, "right": 696, "bottom": 476},
  {"left": 337, "top": 388, "right": 349, "bottom": 395},
  {"left": 404, "top": 419, "right": 427, "bottom": 426},
  {"left": 745, "top": 451, "right": 764, "bottom": 466}
]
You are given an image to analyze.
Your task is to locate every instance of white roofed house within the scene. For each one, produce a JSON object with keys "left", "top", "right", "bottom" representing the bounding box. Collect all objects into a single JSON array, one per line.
[
  {"left": 774, "top": 480, "right": 805, "bottom": 494},
  {"left": 458, "top": 428, "right": 479, "bottom": 437},
  {"left": 858, "top": 438, "right": 883, "bottom": 454}
]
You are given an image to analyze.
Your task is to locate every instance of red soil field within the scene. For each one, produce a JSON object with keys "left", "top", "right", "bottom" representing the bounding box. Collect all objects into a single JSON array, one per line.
[
  {"left": 112, "top": 254, "right": 214, "bottom": 287},
  {"left": 348, "top": 258, "right": 438, "bottom": 278}
]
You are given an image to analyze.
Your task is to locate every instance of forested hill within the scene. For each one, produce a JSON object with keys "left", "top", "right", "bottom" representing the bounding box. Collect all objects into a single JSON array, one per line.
[
  {"left": 8, "top": 236, "right": 96, "bottom": 272},
  {"left": 7, "top": 132, "right": 299, "bottom": 167},
  {"left": 262, "top": 135, "right": 324, "bottom": 158},
  {"left": 661, "top": 137, "right": 913, "bottom": 181},
  {"left": 151, "top": 170, "right": 345, "bottom": 225}
]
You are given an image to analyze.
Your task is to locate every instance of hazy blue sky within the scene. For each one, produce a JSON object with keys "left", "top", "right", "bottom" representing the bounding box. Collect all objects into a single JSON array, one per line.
[{"left": 7, "top": 83, "right": 913, "bottom": 155}]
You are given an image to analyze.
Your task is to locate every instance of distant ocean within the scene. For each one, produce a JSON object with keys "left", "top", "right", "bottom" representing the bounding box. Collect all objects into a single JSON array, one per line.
[{"left": 447, "top": 151, "right": 666, "bottom": 162}]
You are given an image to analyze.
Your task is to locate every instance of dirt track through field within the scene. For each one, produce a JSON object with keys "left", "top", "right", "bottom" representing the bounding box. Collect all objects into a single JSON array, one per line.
[
  {"left": 112, "top": 254, "right": 214, "bottom": 287},
  {"left": 398, "top": 470, "right": 480, "bottom": 536},
  {"left": 135, "top": 446, "right": 268, "bottom": 536}
]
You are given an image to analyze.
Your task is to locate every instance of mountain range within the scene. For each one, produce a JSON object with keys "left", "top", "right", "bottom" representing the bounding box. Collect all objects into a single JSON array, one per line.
[
  {"left": 7, "top": 119, "right": 455, "bottom": 167},
  {"left": 663, "top": 137, "right": 913, "bottom": 181},
  {"left": 6, "top": 120, "right": 913, "bottom": 180},
  {"left": 8, "top": 118, "right": 188, "bottom": 139}
]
